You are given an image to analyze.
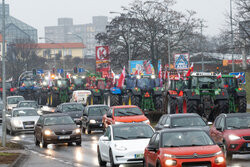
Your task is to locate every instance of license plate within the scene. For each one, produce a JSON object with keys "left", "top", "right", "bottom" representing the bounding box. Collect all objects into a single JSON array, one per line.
[
  {"left": 58, "top": 136, "right": 70, "bottom": 140},
  {"left": 134, "top": 154, "right": 144, "bottom": 159},
  {"left": 24, "top": 125, "right": 34, "bottom": 128},
  {"left": 247, "top": 143, "right": 250, "bottom": 148}
]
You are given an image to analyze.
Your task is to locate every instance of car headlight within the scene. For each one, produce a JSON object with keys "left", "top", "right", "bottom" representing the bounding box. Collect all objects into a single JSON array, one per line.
[
  {"left": 143, "top": 120, "right": 150, "bottom": 124},
  {"left": 115, "top": 121, "right": 123, "bottom": 124},
  {"left": 44, "top": 130, "right": 53, "bottom": 136},
  {"left": 89, "top": 120, "right": 96, "bottom": 124},
  {"left": 229, "top": 134, "right": 241, "bottom": 141},
  {"left": 73, "top": 128, "right": 81, "bottom": 134},
  {"left": 165, "top": 159, "right": 177, "bottom": 166},
  {"left": 114, "top": 144, "right": 127, "bottom": 151},
  {"left": 215, "top": 156, "right": 225, "bottom": 164},
  {"left": 13, "top": 120, "right": 22, "bottom": 127}
]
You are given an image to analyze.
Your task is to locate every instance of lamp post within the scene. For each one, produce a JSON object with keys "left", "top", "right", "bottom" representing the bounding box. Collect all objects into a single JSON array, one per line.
[
  {"left": 110, "top": 11, "right": 131, "bottom": 72},
  {"left": 230, "top": 0, "right": 235, "bottom": 72},
  {"left": 66, "top": 32, "right": 85, "bottom": 66}
]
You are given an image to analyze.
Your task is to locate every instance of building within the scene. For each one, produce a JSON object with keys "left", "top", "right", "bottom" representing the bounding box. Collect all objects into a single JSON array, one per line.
[
  {"left": 36, "top": 43, "right": 85, "bottom": 60},
  {"left": 45, "top": 16, "right": 108, "bottom": 58},
  {"left": 0, "top": 4, "right": 37, "bottom": 43}
]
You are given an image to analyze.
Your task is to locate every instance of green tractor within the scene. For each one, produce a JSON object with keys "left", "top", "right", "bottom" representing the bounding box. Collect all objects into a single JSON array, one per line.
[
  {"left": 71, "top": 75, "right": 86, "bottom": 90},
  {"left": 48, "top": 78, "right": 73, "bottom": 107},
  {"left": 221, "top": 75, "right": 246, "bottom": 113},
  {"left": 182, "top": 72, "right": 229, "bottom": 121}
]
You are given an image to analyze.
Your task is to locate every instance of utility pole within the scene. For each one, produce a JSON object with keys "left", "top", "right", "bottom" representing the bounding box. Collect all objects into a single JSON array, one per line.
[
  {"left": 1, "top": 0, "right": 7, "bottom": 147},
  {"left": 200, "top": 21, "right": 204, "bottom": 72},
  {"left": 167, "top": 7, "right": 171, "bottom": 68},
  {"left": 230, "top": 0, "right": 235, "bottom": 72}
]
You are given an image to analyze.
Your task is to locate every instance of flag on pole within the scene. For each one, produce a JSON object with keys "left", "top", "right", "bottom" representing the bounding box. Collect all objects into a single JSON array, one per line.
[
  {"left": 118, "top": 66, "right": 126, "bottom": 88},
  {"left": 217, "top": 72, "right": 222, "bottom": 79},
  {"left": 111, "top": 69, "right": 115, "bottom": 84},
  {"left": 186, "top": 63, "right": 194, "bottom": 77}
]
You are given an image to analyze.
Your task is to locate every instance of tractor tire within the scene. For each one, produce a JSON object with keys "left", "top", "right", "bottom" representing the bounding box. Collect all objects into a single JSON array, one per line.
[
  {"left": 167, "top": 96, "right": 175, "bottom": 114},
  {"left": 182, "top": 97, "right": 198, "bottom": 114},
  {"left": 212, "top": 100, "right": 229, "bottom": 121},
  {"left": 238, "top": 96, "right": 247, "bottom": 113},
  {"left": 51, "top": 94, "right": 59, "bottom": 107},
  {"left": 155, "top": 96, "right": 162, "bottom": 110},
  {"left": 110, "top": 94, "right": 119, "bottom": 106},
  {"left": 131, "top": 95, "right": 140, "bottom": 107}
]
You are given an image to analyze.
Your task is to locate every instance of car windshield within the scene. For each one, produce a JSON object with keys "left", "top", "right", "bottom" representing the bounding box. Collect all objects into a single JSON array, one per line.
[
  {"left": 62, "top": 104, "right": 84, "bottom": 112},
  {"left": 226, "top": 116, "right": 250, "bottom": 129},
  {"left": 114, "top": 107, "right": 143, "bottom": 116},
  {"left": 89, "top": 106, "right": 109, "bottom": 116},
  {"left": 19, "top": 102, "right": 38, "bottom": 108},
  {"left": 22, "top": 80, "right": 36, "bottom": 87},
  {"left": 113, "top": 125, "right": 154, "bottom": 140},
  {"left": 13, "top": 109, "right": 38, "bottom": 117},
  {"left": 8, "top": 97, "right": 25, "bottom": 104},
  {"left": 44, "top": 116, "right": 74, "bottom": 126},
  {"left": 171, "top": 116, "right": 207, "bottom": 128},
  {"left": 162, "top": 131, "right": 214, "bottom": 147},
  {"left": 57, "top": 80, "right": 68, "bottom": 87},
  {"left": 73, "top": 78, "right": 84, "bottom": 85}
]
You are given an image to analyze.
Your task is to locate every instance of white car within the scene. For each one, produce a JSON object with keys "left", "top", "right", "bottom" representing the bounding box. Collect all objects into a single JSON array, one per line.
[
  {"left": 6, "top": 107, "right": 40, "bottom": 135},
  {"left": 97, "top": 123, "right": 154, "bottom": 167},
  {"left": 70, "top": 90, "right": 91, "bottom": 105},
  {"left": 7, "top": 96, "right": 25, "bottom": 111}
]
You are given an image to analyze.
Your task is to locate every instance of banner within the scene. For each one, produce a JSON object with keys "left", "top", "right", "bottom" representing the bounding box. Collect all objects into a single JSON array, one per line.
[
  {"left": 129, "top": 60, "right": 161, "bottom": 75},
  {"left": 230, "top": 72, "right": 246, "bottom": 84},
  {"left": 174, "top": 53, "right": 189, "bottom": 69}
]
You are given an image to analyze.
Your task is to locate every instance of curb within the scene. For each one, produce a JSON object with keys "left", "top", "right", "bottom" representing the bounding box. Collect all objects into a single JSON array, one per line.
[{"left": 8, "top": 152, "right": 28, "bottom": 167}]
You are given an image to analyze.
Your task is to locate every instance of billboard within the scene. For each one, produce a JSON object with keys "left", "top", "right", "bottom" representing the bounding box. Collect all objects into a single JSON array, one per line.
[
  {"left": 174, "top": 53, "right": 189, "bottom": 69},
  {"left": 230, "top": 72, "right": 246, "bottom": 84},
  {"left": 96, "top": 46, "right": 110, "bottom": 77},
  {"left": 129, "top": 60, "right": 161, "bottom": 75}
]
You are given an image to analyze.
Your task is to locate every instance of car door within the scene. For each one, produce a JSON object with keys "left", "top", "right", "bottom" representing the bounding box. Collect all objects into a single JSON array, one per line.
[
  {"left": 146, "top": 133, "right": 159, "bottom": 166},
  {"left": 99, "top": 126, "right": 111, "bottom": 161},
  {"left": 82, "top": 107, "right": 88, "bottom": 128},
  {"left": 210, "top": 116, "right": 221, "bottom": 140},
  {"left": 35, "top": 116, "right": 44, "bottom": 141}
]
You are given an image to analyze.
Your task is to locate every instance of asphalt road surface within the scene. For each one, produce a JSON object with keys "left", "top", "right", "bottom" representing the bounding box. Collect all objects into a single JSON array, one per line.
[{"left": 0, "top": 125, "right": 250, "bottom": 167}]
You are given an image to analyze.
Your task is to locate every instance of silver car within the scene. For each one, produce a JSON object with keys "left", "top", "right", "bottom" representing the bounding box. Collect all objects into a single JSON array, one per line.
[
  {"left": 6, "top": 107, "right": 40, "bottom": 135},
  {"left": 7, "top": 96, "right": 25, "bottom": 111}
]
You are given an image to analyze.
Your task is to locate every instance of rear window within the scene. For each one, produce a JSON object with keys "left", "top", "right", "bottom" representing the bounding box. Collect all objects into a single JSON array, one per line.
[{"left": 114, "top": 107, "right": 143, "bottom": 116}]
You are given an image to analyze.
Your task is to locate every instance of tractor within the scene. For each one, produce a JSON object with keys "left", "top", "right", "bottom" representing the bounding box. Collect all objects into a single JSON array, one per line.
[
  {"left": 38, "top": 79, "right": 50, "bottom": 105},
  {"left": 221, "top": 74, "right": 246, "bottom": 113},
  {"left": 71, "top": 75, "right": 86, "bottom": 90},
  {"left": 182, "top": 72, "right": 229, "bottom": 121},
  {"left": 48, "top": 78, "right": 73, "bottom": 107},
  {"left": 18, "top": 78, "right": 40, "bottom": 101}
]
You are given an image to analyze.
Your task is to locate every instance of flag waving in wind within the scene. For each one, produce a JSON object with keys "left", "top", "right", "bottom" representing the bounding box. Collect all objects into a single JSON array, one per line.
[
  {"left": 118, "top": 66, "right": 126, "bottom": 88},
  {"left": 186, "top": 63, "right": 194, "bottom": 77}
]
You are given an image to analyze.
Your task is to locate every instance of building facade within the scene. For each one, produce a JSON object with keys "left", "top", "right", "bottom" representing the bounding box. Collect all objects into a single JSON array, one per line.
[
  {"left": 45, "top": 16, "right": 108, "bottom": 58},
  {"left": 0, "top": 4, "right": 37, "bottom": 43}
]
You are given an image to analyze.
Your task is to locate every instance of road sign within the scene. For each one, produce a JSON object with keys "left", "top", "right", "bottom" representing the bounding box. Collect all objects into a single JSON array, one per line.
[
  {"left": 57, "top": 69, "right": 64, "bottom": 74},
  {"left": 78, "top": 68, "right": 84, "bottom": 73},
  {"left": 174, "top": 53, "right": 189, "bottom": 69},
  {"left": 230, "top": 72, "right": 246, "bottom": 84},
  {"left": 37, "top": 69, "right": 44, "bottom": 74}
]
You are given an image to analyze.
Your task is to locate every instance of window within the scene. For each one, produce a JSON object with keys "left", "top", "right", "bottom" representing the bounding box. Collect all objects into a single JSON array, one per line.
[
  {"left": 68, "top": 49, "right": 72, "bottom": 56},
  {"left": 149, "top": 133, "right": 157, "bottom": 146},
  {"left": 219, "top": 117, "right": 225, "bottom": 129},
  {"left": 37, "top": 116, "right": 44, "bottom": 125},
  {"left": 165, "top": 117, "right": 170, "bottom": 125},
  {"left": 104, "top": 127, "right": 111, "bottom": 140},
  {"left": 160, "top": 116, "right": 168, "bottom": 125},
  {"left": 215, "top": 117, "right": 222, "bottom": 128}
]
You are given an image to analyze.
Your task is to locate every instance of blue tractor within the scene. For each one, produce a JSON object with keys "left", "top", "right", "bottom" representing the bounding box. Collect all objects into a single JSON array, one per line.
[{"left": 18, "top": 77, "right": 41, "bottom": 101}]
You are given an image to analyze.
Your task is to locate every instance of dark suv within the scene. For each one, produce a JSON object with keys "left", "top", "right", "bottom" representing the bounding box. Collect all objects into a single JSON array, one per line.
[{"left": 82, "top": 105, "right": 109, "bottom": 134}]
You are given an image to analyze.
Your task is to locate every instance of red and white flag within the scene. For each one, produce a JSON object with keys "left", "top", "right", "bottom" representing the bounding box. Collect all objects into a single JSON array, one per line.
[
  {"left": 118, "top": 66, "right": 126, "bottom": 88},
  {"left": 111, "top": 69, "right": 116, "bottom": 84},
  {"left": 158, "top": 67, "right": 162, "bottom": 79},
  {"left": 186, "top": 63, "right": 194, "bottom": 77},
  {"left": 134, "top": 70, "right": 139, "bottom": 75},
  {"left": 217, "top": 73, "right": 222, "bottom": 79}
]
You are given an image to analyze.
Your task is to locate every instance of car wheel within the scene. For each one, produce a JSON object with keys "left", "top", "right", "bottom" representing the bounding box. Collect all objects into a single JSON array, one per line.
[
  {"left": 76, "top": 141, "right": 81, "bottom": 146},
  {"left": 42, "top": 136, "right": 48, "bottom": 148},
  {"left": 109, "top": 149, "right": 118, "bottom": 167},
  {"left": 97, "top": 146, "right": 106, "bottom": 166},
  {"left": 157, "top": 160, "right": 161, "bottom": 167},
  {"left": 34, "top": 136, "right": 40, "bottom": 146},
  {"left": 223, "top": 143, "right": 232, "bottom": 161}
]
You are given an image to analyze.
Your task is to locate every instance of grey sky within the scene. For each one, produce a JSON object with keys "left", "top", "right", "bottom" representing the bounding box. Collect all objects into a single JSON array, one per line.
[{"left": 6, "top": 0, "right": 231, "bottom": 40}]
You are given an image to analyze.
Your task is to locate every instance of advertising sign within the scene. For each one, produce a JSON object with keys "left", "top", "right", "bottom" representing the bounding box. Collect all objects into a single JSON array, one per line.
[
  {"left": 96, "top": 46, "right": 109, "bottom": 61},
  {"left": 174, "top": 53, "right": 189, "bottom": 69},
  {"left": 129, "top": 60, "right": 161, "bottom": 75},
  {"left": 230, "top": 72, "right": 246, "bottom": 84}
]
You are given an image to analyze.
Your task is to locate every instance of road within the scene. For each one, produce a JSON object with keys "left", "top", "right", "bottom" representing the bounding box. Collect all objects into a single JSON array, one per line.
[{"left": 0, "top": 126, "right": 250, "bottom": 167}]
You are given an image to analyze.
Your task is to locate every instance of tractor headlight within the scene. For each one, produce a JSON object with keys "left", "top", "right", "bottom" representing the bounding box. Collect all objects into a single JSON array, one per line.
[
  {"left": 89, "top": 120, "right": 96, "bottom": 124},
  {"left": 136, "top": 75, "right": 141, "bottom": 79},
  {"left": 81, "top": 76, "right": 85, "bottom": 79},
  {"left": 151, "top": 75, "right": 156, "bottom": 79}
]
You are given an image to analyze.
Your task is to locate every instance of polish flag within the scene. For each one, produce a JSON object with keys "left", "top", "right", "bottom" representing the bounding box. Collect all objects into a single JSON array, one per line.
[
  {"left": 186, "top": 63, "right": 194, "bottom": 77},
  {"left": 217, "top": 73, "right": 222, "bottom": 79},
  {"left": 158, "top": 68, "right": 162, "bottom": 79},
  {"left": 134, "top": 70, "right": 139, "bottom": 75},
  {"left": 118, "top": 66, "right": 126, "bottom": 88}
]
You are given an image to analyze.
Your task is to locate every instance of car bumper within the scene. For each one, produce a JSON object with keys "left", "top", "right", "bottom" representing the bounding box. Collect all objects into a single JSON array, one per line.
[
  {"left": 44, "top": 134, "right": 81, "bottom": 144},
  {"left": 112, "top": 149, "right": 144, "bottom": 164},
  {"left": 88, "top": 123, "right": 104, "bottom": 130},
  {"left": 227, "top": 139, "right": 250, "bottom": 154},
  {"left": 11, "top": 126, "right": 35, "bottom": 133}
]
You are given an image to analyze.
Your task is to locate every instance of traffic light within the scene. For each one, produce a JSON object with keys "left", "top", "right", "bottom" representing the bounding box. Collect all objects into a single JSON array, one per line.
[
  {"left": 32, "top": 69, "right": 36, "bottom": 76},
  {"left": 73, "top": 67, "right": 78, "bottom": 74},
  {"left": 52, "top": 68, "right": 56, "bottom": 74}
]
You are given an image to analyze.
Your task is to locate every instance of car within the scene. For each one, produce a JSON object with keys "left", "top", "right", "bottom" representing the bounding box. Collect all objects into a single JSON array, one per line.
[
  {"left": 55, "top": 102, "right": 84, "bottom": 127},
  {"left": 70, "top": 90, "right": 91, "bottom": 105},
  {"left": 82, "top": 105, "right": 109, "bottom": 134},
  {"left": 144, "top": 128, "right": 226, "bottom": 167},
  {"left": 34, "top": 113, "right": 81, "bottom": 148},
  {"left": 6, "top": 107, "right": 40, "bottom": 135},
  {"left": 97, "top": 123, "right": 154, "bottom": 167},
  {"left": 17, "top": 100, "right": 39, "bottom": 108},
  {"left": 210, "top": 113, "right": 250, "bottom": 160},
  {"left": 154, "top": 113, "right": 210, "bottom": 133},
  {"left": 0, "top": 102, "right": 3, "bottom": 122},
  {"left": 7, "top": 96, "right": 25, "bottom": 111},
  {"left": 102, "top": 105, "right": 150, "bottom": 128}
]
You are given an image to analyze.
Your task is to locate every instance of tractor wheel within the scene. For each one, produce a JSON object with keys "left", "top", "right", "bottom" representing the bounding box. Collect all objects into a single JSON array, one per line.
[
  {"left": 212, "top": 100, "right": 229, "bottom": 121},
  {"left": 93, "top": 96, "right": 99, "bottom": 104},
  {"left": 167, "top": 96, "right": 175, "bottom": 114},
  {"left": 238, "top": 96, "right": 246, "bottom": 113},
  {"left": 110, "top": 94, "right": 119, "bottom": 106},
  {"left": 131, "top": 95, "right": 140, "bottom": 107},
  {"left": 51, "top": 94, "right": 59, "bottom": 107},
  {"left": 155, "top": 96, "right": 162, "bottom": 110},
  {"left": 182, "top": 97, "right": 198, "bottom": 114}
]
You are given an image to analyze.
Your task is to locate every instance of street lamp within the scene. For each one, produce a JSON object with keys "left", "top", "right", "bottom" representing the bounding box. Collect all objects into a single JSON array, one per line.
[
  {"left": 230, "top": 0, "right": 235, "bottom": 72},
  {"left": 110, "top": 11, "right": 131, "bottom": 73},
  {"left": 66, "top": 32, "right": 85, "bottom": 66}
]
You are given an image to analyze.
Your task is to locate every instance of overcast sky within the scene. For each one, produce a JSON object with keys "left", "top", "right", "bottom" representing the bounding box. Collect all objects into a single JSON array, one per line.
[{"left": 6, "top": 0, "right": 231, "bottom": 41}]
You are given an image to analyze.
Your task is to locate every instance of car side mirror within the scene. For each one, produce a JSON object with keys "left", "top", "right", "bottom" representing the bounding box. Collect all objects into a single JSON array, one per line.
[
  {"left": 163, "top": 124, "right": 170, "bottom": 128},
  {"left": 101, "top": 136, "right": 109, "bottom": 141}
]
